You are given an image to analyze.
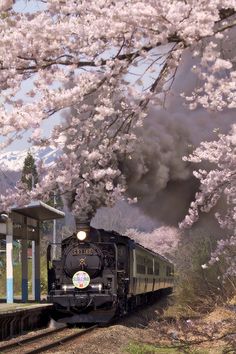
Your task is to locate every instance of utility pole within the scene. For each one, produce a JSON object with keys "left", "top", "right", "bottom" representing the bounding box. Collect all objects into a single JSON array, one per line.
[
  {"left": 31, "top": 174, "right": 35, "bottom": 300},
  {"left": 21, "top": 153, "right": 38, "bottom": 301},
  {"left": 52, "top": 191, "right": 57, "bottom": 259}
]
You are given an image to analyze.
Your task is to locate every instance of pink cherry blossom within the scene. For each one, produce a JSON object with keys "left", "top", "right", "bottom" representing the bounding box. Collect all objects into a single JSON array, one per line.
[{"left": 180, "top": 124, "right": 236, "bottom": 276}]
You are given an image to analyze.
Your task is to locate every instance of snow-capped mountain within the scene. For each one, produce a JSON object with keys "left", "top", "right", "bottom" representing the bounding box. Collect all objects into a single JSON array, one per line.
[
  {"left": 0, "top": 147, "right": 57, "bottom": 194},
  {"left": 0, "top": 147, "right": 57, "bottom": 172}
]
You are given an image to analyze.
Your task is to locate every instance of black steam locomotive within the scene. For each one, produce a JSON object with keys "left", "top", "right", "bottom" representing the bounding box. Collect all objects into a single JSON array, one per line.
[{"left": 47, "top": 225, "right": 174, "bottom": 324}]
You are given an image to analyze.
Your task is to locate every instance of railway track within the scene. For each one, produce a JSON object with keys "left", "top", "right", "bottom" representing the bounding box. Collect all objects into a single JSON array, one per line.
[{"left": 0, "top": 325, "right": 97, "bottom": 354}]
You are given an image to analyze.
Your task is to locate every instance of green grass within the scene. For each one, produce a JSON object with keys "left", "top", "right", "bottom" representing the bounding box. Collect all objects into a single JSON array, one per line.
[
  {"left": 124, "top": 343, "right": 224, "bottom": 354},
  {"left": 162, "top": 301, "right": 200, "bottom": 320},
  {"left": 0, "top": 255, "right": 48, "bottom": 298},
  {"left": 125, "top": 343, "right": 180, "bottom": 354}
]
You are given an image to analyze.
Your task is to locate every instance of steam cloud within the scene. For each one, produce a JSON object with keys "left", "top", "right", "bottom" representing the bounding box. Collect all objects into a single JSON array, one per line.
[{"left": 122, "top": 51, "right": 235, "bottom": 225}]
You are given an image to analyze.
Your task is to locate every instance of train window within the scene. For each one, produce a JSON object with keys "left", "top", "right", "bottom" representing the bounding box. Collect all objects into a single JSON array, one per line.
[
  {"left": 136, "top": 255, "right": 146, "bottom": 274},
  {"left": 137, "top": 264, "right": 146, "bottom": 274},
  {"left": 154, "top": 262, "right": 160, "bottom": 275},
  {"left": 166, "top": 266, "right": 171, "bottom": 276},
  {"left": 147, "top": 259, "right": 153, "bottom": 274}
]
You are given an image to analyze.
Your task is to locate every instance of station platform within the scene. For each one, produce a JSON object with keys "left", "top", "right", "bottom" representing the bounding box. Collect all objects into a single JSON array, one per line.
[
  {"left": 0, "top": 302, "right": 54, "bottom": 340},
  {"left": 0, "top": 302, "right": 52, "bottom": 314}
]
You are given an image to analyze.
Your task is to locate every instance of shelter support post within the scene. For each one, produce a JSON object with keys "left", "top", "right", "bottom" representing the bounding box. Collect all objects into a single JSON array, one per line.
[
  {"left": 6, "top": 220, "right": 13, "bottom": 303},
  {"left": 32, "top": 240, "right": 35, "bottom": 299},
  {"left": 34, "top": 224, "right": 40, "bottom": 301},
  {"left": 21, "top": 239, "right": 28, "bottom": 302}
]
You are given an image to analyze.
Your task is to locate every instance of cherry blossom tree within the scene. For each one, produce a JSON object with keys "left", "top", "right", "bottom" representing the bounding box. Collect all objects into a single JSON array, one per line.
[
  {"left": 0, "top": 1, "right": 235, "bottom": 224},
  {"left": 180, "top": 124, "right": 236, "bottom": 277}
]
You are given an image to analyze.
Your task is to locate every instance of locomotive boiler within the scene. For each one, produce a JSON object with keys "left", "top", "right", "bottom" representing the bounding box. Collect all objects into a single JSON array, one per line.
[{"left": 47, "top": 224, "right": 174, "bottom": 324}]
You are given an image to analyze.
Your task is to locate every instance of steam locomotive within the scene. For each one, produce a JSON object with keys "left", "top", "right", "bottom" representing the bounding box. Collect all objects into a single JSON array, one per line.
[{"left": 47, "top": 224, "right": 174, "bottom": 324}]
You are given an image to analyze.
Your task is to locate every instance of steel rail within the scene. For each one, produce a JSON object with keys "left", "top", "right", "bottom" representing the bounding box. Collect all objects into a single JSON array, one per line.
[
  {"left": 25, "top": 325, "right": 98, "bottom": 354},
  {"left": 0, "top": 326, "right": 67, "bottom": 353}
]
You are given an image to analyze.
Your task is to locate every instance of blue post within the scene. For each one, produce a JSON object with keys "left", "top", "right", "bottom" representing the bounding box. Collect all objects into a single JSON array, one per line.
[
  {"left": 22, "top": 279, "right": 28, "bottom": 302},
  {"left": 7, "top": 278, "right": 13, "bottom": 303}
]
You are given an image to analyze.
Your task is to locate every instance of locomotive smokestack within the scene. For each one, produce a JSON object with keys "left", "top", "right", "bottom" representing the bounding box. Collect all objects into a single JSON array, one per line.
[{"left": 75, "top": 219, "right": 91, "bottom": 230}]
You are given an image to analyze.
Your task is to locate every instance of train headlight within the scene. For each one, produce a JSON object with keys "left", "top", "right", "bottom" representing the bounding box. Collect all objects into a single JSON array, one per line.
[{"left": 77, "top": 230, "right": 87, "bottom": 241}]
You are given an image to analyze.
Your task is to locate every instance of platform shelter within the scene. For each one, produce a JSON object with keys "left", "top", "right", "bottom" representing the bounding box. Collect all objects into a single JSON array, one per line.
[{"left": 0, "top": 201, "right": 64, "bottom": 303}]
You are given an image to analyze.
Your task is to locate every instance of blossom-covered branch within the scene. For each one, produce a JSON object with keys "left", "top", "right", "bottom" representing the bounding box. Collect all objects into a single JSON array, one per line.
[
  {"left": 180, "top": 125, "right": 236, "bottom": 276},
  {"left": 180, "top": 126, "right": 236, "bottom": 230}
]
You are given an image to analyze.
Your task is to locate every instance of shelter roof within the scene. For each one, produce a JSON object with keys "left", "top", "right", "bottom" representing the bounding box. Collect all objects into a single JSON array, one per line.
[{"left": 11, "top": 200, "right": 65, "bottom": 221}]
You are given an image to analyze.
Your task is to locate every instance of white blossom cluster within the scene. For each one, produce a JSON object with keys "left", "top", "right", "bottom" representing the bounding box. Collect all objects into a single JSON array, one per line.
[
  {"left": 127, "top": 226, "right": 180, "bottom": 259},
  {"left": 185, "top": 40, "right": 236, "bottom": 111}
]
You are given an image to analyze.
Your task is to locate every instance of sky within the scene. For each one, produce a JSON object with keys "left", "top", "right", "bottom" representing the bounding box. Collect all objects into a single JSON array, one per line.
[{"left": 14, "top": 0, "right": 46, "bottom": 13}]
